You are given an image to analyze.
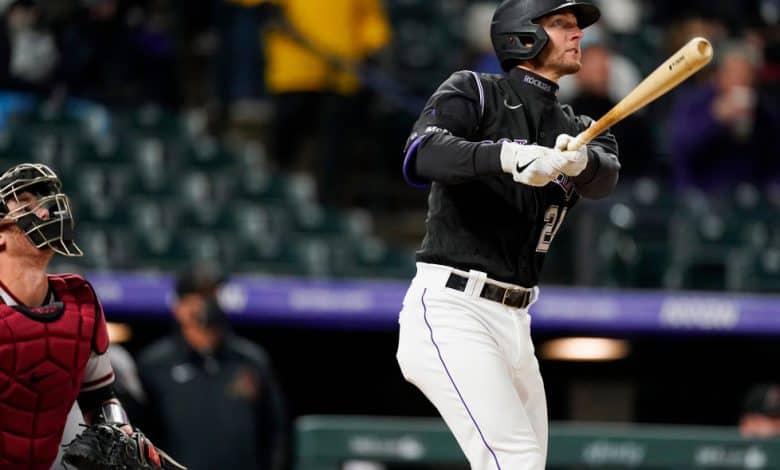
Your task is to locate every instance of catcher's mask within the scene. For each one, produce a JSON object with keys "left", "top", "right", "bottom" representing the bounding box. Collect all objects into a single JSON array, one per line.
[
  {"left": 0, "top": 163, "right": 82, "bottom": 256},
  {"left": 491, "top": 0, "right": 600, "bottom": 71}
]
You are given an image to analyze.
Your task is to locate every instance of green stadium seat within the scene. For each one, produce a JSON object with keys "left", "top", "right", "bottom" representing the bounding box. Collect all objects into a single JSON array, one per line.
[
  {"left": 75, "top": 225, "right": 137, "bottom": 270},
  {"left": 337, "top": 236, "right": 416, "bottom": 279},
  {"left": 594, "top": 200, "right": 673, "bottom": 288},
  {"left": 134, "top": 230, "right": 185, "bottom": 269},
  {"left": 238, "top": 170, "right": 289, "bottom": 201},
  {"left": 728, "top": 248, "right": 780, "bottom": 293},
  {"left": 72, "top": 134, "right": 128, "bottom": 164},
  {"left": 221, "top": 201, "right": 292, "bottom": 242},
  {"left": 668, "top": 253, "right": 729, "bottom": 291},
  {"left": 121, "top": 104, "right": 181, "bottom": 136},
  {"left": 130, "top": 136, "right": 176, "bottom": 194},
  {"left": 290, "top": 203, "right": 346, "bottom": 235},
  {"left": 234, "top": 233, "right": 301, "bottom": 275}
]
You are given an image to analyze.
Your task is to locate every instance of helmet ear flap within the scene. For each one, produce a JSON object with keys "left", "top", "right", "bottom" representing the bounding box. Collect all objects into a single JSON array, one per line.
[{"left": 492, "top": 24, "right": 549, "bottom": 71}]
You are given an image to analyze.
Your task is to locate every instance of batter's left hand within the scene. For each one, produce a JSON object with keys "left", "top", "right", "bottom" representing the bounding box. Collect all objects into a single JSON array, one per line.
[{"left": 551, "top": 134, "right": 588, "bottom": 177}]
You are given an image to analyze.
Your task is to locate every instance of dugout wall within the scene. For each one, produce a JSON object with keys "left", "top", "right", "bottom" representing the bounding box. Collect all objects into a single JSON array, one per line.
[{"left": 295, "top": 415, "right": 780, "bottom": 469}]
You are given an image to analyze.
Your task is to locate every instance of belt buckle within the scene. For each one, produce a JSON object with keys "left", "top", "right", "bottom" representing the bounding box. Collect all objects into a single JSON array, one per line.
[{"left": 501, "top": 287, "right": 528, "bottom": 307}]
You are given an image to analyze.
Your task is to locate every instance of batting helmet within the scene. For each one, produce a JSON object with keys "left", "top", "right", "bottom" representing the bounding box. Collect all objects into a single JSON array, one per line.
[
  {"left": 0, "top": 163, "right": 82, "bottom": 256},
  {"left": 491, "top": 0, "right": 601, "bottom": 71}
]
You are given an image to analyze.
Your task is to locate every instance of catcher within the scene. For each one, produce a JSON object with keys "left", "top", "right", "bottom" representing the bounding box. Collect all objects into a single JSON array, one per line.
[{"left": 0, "top": 163, "right": 184, "bottom": 470}]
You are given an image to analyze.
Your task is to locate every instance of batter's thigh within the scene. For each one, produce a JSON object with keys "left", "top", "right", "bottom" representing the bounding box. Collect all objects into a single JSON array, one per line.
[
  {"left": 509, "top": 313, "right": 549, "bottom": 463},
  {"left": 397, "top": 288, "right": 545, "bottom": 470}
]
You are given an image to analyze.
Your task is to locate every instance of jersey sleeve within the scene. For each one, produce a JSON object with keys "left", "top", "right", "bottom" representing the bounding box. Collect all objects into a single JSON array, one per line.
[
  {"left": 80, "top": 351, "right": 115, "bottom": 392},
  {"left": 85, "top": 281, "right": 110, "bottom": 355},
  {"left": 570, "top": 111, "right": 621, "bottom": 199},
  {"left": 403, "top": 70, "right": 503, "bottom": 187}
]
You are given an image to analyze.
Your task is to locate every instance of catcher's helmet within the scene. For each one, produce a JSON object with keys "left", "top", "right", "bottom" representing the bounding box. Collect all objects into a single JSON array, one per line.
[
  {"left": 0, "top": 163, "right": 82, "bottom": 256},
  {"left": 491, "top": 0, "right": 601, "bottom": 71}
]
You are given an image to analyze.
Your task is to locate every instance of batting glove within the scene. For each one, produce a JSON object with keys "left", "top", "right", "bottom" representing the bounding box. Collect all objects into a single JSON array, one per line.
[
  {"left": 549, "top": 134, "right": 588, "bottom": 177},
  {"left": 499, "top": 142, "right": 559, "bottom": 187}
]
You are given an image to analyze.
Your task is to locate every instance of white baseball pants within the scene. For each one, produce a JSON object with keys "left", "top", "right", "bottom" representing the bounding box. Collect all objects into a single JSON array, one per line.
[{"left": 396, "top": 263, "right": 547, "bottom": 470}]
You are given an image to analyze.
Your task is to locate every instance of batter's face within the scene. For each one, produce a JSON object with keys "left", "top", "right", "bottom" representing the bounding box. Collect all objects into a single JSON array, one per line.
[{"left": 533, "top": 10, "right": 584, "bottom": 80}]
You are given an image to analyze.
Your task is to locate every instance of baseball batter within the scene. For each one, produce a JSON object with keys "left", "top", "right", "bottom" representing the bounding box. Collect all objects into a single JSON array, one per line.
[{"left": 395, "top": 1, "right": 620, "bottom": 468}]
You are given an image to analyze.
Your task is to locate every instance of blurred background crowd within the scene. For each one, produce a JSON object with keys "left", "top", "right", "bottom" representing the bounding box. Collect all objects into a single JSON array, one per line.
[
  {"left": 0, "top": 0, "right": 777, "bottom": 292},
  {"left": 0, "top": 0, "right": 779, "bottom": 469}
]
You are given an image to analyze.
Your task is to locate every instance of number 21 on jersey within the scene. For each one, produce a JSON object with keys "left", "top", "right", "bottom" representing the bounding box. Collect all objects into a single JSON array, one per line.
[{"left": 536, "top": 205, "right": 568, "bottom": 253}]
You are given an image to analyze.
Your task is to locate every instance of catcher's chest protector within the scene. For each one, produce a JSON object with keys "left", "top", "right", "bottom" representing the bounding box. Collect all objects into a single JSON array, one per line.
[{"left": 0, "top": 274, "right": 109, "bottom": 469}]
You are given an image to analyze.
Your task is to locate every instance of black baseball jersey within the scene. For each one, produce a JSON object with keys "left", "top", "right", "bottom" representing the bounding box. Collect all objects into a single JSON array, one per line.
[{"left": 403, "top": 68, "right": 620, "bottom": 287}]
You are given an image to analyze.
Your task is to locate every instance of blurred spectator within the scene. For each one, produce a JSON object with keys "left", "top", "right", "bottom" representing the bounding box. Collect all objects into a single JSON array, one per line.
[
  {"left": 559, "top": 25, "right": 642, "bottom": 104},
  {"left": 590, "top": 0, "right": 664, "bottom": 81},
  {"left": 739, "top": 383, "right": 780, "bottom": 438},
  {"left": 108, "top": 342, "right": 148, "bottom": 420},
  {"left": 0, "top": 0, "right": 59, "bottom": 95},
  {"left": 663, "top": 16, "right": 729, "bottom": 70},
  {"left": 262, "top": 0, "right": 391, "bottom": 204},
  {"left": 57, "top": 0, "right": 177, "bottom": 108},
  {"left": 137, "top": 266, "right": 287, "bottom": 470},
  {"left": 649, "top": 1, "right": 765, "bottom": 35},
  {"left": 595, "top": 0, "right": 644, "bottom": 35},
  {"left": 560, "top": 27, "right": 658, "bottom": 180},
  {"left": 668, "top": 39, "right": 780, "bottom": 193},
  {"left": 213, "top": 0, "right": 274, "bottom": 123},
  {"left": 461, "top": 1, "right": 501, "bottom": 74}
]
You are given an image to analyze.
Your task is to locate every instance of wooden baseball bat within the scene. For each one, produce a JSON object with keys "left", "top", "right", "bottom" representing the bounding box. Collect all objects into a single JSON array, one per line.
[{"left": 567, "top": 37, "right": 714, "bottom": 150}]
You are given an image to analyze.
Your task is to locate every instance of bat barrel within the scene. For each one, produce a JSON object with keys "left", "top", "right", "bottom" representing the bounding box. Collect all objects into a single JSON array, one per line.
[{"left": 567, "top": 37, "right": 714, "bottom": 151}]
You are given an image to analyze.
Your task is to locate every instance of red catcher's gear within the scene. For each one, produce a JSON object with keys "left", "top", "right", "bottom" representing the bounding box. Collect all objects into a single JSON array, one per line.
[{"left": 0, "top": 274, "right": 109, "bottom": 469}]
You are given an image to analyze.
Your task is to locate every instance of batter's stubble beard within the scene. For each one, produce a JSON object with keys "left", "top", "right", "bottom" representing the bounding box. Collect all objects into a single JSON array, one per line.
[
  {"left": 560, "top": 58, "right": 582, "bottom": 75},
  {"left": 532, "top": 48, "right": 582, "bottom": 76},
  {"left": 547, "top": 58, "right": 582, "bottom": 76}
]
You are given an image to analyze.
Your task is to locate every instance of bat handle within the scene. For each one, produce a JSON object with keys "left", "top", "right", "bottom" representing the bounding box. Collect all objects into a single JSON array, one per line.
[{"left": 567, "top": 119, "right": 603, "bottom": 151}]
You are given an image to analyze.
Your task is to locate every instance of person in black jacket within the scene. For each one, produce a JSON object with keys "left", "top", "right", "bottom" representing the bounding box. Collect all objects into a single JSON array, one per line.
[
  {"left": 137, "top": 267, "right": 287, "bottom": 470},
  {"left": 395, "top": 1, "right": 619, "bottom": 468}
]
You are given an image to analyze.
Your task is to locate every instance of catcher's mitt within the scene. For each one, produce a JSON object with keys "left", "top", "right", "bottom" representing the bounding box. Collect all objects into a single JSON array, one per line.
[{"left": 62, "top": 423, "right": 187, "bottom": 470}]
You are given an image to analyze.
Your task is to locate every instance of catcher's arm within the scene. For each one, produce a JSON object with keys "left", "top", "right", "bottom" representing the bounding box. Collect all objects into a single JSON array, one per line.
[
  {"left": 63, "top": 385, "right": 187, "bottom": 470},
  {"left": 78, "top": 385, "right": 133, "bottom": 432}
]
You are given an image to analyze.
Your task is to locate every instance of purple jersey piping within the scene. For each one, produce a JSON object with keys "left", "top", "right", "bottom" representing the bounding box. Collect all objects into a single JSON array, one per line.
[
  {"left": 402, "top": 134, "right": 431, "bottom": 189},
  {"left": 420, "top": 288, "right": 502, "bottom": 469}
]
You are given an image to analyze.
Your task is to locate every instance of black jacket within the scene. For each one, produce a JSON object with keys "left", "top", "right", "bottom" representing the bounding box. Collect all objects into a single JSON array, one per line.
[
  {"left": 403, "top": 68, "right": 620, "bottom": 287},
  {"left": 137, "top": 333, "right": 286, "bottom": 470}
]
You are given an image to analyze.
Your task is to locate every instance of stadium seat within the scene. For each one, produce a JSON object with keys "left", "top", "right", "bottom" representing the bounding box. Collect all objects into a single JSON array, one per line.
[
  {"left": 728, "top": 248, "right": 780, "bottom": 293},
  {"left": 130, "top": 136, "right": 176, "bottom": 195},
  {"left": 121, "top": 104, "right": 180, "bottom": 136},
  {"left": 595, "top": 199, "right": 672, "bottom": 288},
  {"left": 76, "top": 224, "right": 137, "bottom": 271}
]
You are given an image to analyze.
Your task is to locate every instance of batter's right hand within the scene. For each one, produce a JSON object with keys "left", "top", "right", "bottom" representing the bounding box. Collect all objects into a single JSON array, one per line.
[
  {"left": 499, "top": 142, "right": 559, "bottom": 187},
  {"left": 550, "top": 134, "right": 588, "bottom": 177}
]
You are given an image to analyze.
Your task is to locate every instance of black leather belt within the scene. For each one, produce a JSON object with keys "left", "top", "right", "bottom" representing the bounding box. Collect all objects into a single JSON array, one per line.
[{"left": 445, "top": 273, "right": 532, "bottom": 309}]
